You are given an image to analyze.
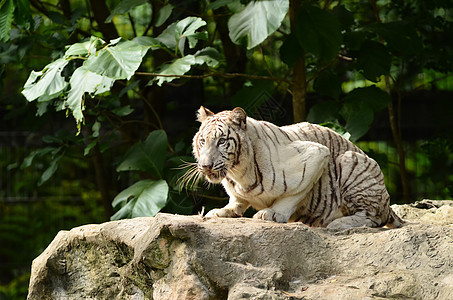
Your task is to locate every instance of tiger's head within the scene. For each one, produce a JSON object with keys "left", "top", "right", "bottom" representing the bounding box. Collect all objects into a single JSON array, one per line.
[{"left": 192, "top": 106, "right": 247, "bottom": 183}]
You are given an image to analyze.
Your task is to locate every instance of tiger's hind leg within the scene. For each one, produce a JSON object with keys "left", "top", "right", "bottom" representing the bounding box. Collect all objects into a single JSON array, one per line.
[
  {"left": 329, "top": 151, "right": 391, "bottom": 229},
  {"left": 326, "top": 212, "right": 383, "bottom": 230}
]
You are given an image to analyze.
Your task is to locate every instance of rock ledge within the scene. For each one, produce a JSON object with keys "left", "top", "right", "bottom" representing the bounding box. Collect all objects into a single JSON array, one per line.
[{"left": 28, "top": 200, "right": 453, "bottom": 299}]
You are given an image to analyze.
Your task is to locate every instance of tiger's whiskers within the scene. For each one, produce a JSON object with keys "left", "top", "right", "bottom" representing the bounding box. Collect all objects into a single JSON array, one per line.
[{"left": 176, "top": 160, "right": 204, "bottom": 192}]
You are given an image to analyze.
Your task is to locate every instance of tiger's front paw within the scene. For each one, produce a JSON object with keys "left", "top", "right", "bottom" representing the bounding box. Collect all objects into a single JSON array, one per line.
[
  {"left": 253, "top": 208, "right": 289, "bottom": 223},
  {"left": 205, "top": 208, "right": 240, "bottom": 218}
]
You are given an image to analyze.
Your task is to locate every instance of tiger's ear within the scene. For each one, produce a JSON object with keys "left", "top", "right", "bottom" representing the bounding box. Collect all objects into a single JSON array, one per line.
[
  {"left": 197, "top": 106, "right": 214, "bottom": 122},
  {"left": 230, "top": 107, "right": 247, "bottom": 129}
]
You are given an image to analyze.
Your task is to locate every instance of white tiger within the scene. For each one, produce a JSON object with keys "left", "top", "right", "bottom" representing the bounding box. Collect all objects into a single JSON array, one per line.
[{"left": 191, "top": 106, "right": 403, "bottom": 229}]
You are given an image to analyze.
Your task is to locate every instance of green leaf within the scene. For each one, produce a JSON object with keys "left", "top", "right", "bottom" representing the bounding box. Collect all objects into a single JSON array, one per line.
[
  {"left": 151, "top": 47, "right": 221, "bottom": 86},
  {"left": 332, "top": 5, "right": 354, "bottom": 30},
  {"left": 153, "top": 55, "right": 195, "bottom": 86},
  {"left": 340, "top": 101, "right": 374, "bottom": 142},
  {"left": 119, "top": 80, "right": 140, "bottom": 97},
  {"left": 36, "top": 101, "right": 50, "bottom": 116},
  {"left": 0, "top": 0, "right": 14, "bottom": 42},
  {"left": 83, "top": 39, "right": 149, "bottom": 80},
  {"left": 65, "top": 36, "right": 102, "bottom": 57},
  {"left": 228, "top": 0, "right": 289, "bottom": 49},
  {"left": 20, "top": 147, "right": 55, "bottom": 169},
  {"left": 106, "top": 0, "right": 148, "bottom": 23},
  {"left": 296, "top": 5, "right": 342, "bottom": 60},
  {"left": 66, "top": 67, "right": 115, "bottom": 123},
  {"left": 38, "top": 154, "right": 62, "bottom": 186},
  {"left": 366, "top": 21, "right": 423, "bottom": 55},
  {"left": 22, "top": 58, "right": 69, "bottom": 102},
  {"left": 156, "top": 16, "right": 207, "bottom": 55},
  {"left": 133, "top": 36, "right": 166, "bottom": 50},
  {"left": 117, "top": 130, "right": 168, "bottom": 177},
  {"left": 14, "top": 0, "right": 31, "bottom": 27},
  {"left": 356, "top": 41, "right": 391, "bottom": 81},
  {"left": 112, "top": 105, "right": 134, "bottom": 116},
  {"left": 280, "top": 32, "right": 303, "bottom": 67},
  {"left": 340, "top": 86, "right": 391, "bottom": 141},
  {"left": 207, "top": 0, "right": 237, "bottom": 11},
  {"left": 84, "top": 140, "right": 97, "bottom": 156},
  {"left": 231, "top": 80, "right": 275, "bottom": 115},
  {"left": 307, "top": 100, "right": 341, "bottom": 123},
  {"left": 194, "top": 47, "right": 221, "bottom": 67},
  {"left": 175, "top": 17, "right": 207, "bottom": 54},
  {"left": 154, "top": 3, "right": 173, "bottom": 27},
  {"left": 92, "top": 121, "right": 101, "bottom": 138},
  {"left": 343, "top": 30, "right": 366, "bottom": 51},
  {"left": 111, "top": 179, "right": 169, "bottom": 220},
  {"left": 342, "top": 86, "right": 391, "bottom": 112},
  {"left": 314, "top": 72, "right": 342, "bottom": 100}
]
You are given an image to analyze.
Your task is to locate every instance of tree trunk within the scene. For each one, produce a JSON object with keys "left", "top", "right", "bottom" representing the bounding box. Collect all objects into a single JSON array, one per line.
[
  {"left": 289, "top": 0, "right": 306, "bottom": 122},
  {"left": 292, "top": 57, "right": 307, "bottom": 122},
  {"left": 388, "top": 97, "right": 410, "bottom": 203}
]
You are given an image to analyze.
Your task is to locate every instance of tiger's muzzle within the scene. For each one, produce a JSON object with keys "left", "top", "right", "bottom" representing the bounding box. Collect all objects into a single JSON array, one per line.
[{"left": 198, "top": 162, "right": 227, "bottom": 183}]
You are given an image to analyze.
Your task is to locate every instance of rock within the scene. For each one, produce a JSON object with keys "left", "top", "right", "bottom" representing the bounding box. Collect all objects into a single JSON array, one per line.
[
  {"left": 28, "top": 201, "right": 453, "bottom": 300},
  {"left": 392, "top": 199, "right": 453, "bottom": 225}
]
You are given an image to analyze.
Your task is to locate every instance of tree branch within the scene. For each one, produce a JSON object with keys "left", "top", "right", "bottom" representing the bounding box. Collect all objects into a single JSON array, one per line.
[{"left": 134, "top": 71, "right": 291, "bottom": 85}]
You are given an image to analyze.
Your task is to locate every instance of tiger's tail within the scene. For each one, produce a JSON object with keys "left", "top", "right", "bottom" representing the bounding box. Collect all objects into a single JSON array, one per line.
[{"left": 385, "top": 207, "right": 405, "bottom": 228}]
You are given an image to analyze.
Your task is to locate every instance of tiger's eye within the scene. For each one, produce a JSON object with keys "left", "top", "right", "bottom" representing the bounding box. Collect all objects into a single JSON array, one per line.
[
  {"left": 217, "top": 138, "right": 226, "bottom": 146},
  {"left": 199, "top": 138, "right": 206, "bottom": 147}
]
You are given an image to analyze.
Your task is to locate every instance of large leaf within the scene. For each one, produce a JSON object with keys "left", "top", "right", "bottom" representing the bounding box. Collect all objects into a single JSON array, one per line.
[
  {"left": 193, "top": 47, "right": 221, "bottom": 67},
  {"left": 22, "top": 58, "right": 69, "bottom": 102},
  {"left": 66, "top": 67, "right": 115, "bottom": 123},
  {"left": 111, "top": 179, "right": 169, "bottom": 220},
  {"left": 153, "top": 55, "right": 195, "bottom": 86},
  {"left": 20, "top": 147, "right": 57, "bottom": 169},
  {"left": 356, "top": 41, "right": 391, "bottom": 81},
  {"left": 307, "top": 100, "right": 341, "bottom": 123},
  {"left": 228, "top": 0, "right": 289, "bottom": 49},
  {"left": 0, "top": 0, "right": 14, "bottom": 42},
  {"left": 340, "top": 101, "right": 374, "bottom": 142},
  {"left": 38, "top": 154, "right": 62, "bottom": 186},
  {"left": 156, "top": 16, "right": 207, "bottom": 55},
  {"left": 13, "top": 0, "right": 31, "bottom": 26},
  {"left": 314, "top": 72, "right": 342, "bottom": 100},
  {"left": 152, "top": 48, "right": 220, "bottom": 86},
  {"left": 366, "top": 21, "right": 423, "bottom": 55},
  {"left": 105, "top": 0, "right": 148, "bottom": 23},
  {"left": 231, "top": 80, "right": 275, "bottom": 116},
  {"left": 65, "top": 36, "right": 102, "bottom": 57},
  {"left": 117, "top": 130, "right": 168, "bottom": 178},
  {"left": 296, "top": 5, "right": 342, "bottom": 60},
  {"left": 133, "top": 36, "right": 166, "bottom": 50},
  {"left": 83, "top": 39, "right": 149, "bottom": 80},
  {"left": 340, "top": 86, "right": 391, "bottom": 141},
  {"left": 342, "top": 86, "right": 391, "bottom": 111},
  {"left": 280, "top": 32, "right": 303, "bottom": 67},
  {"left": 154, "top": 3, "right": 173, "bottom": 27}
]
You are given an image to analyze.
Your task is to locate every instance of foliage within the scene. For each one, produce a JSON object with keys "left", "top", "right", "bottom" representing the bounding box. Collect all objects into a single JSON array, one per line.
[
  {"left": 3, "top": 0, "right": 453, "bottom": 220},
  {"left": 2, "top": 0, "right": 453, "bottom": 297}
]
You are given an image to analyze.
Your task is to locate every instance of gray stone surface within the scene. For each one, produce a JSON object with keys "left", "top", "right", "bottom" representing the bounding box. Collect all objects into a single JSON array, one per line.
[{"left": 28, "top": 200, "right": 453, "bottom": 299}]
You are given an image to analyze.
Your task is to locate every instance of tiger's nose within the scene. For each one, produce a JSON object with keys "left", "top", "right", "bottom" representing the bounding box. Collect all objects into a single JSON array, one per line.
[{"left": 199, "top": 163, "right": 213, "bottom": 172}]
